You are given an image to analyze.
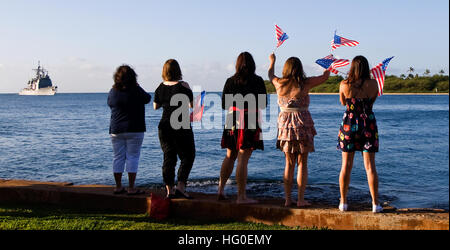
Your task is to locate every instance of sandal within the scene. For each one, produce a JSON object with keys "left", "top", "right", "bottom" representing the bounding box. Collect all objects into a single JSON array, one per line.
[
  {"left": 175, "top": 189, "right": 193, "bottom": 199},
  {"left": 113, "top": 188, "right": 126, "bottom": 195}
]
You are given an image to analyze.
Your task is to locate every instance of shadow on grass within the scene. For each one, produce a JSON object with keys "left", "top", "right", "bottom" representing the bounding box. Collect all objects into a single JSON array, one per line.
[{"left": 0, "top": 203, "right": 305, "bottom": 230}]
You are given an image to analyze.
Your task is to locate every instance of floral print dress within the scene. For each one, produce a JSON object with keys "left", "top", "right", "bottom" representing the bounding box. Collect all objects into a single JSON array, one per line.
[
  {"left": 337, "top": 98, "right": 379, "bottom": 152},
  {"left": 276, "top": 95, "right": 317, "bottom": 154}
]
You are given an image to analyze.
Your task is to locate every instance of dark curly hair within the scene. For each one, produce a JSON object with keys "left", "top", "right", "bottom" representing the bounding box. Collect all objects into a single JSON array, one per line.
[{"left": 113, "top": 65, "right": 138, "bottom": 90}]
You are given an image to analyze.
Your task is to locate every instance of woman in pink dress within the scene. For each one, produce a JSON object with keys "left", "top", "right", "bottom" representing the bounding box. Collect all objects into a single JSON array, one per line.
[{"left": 268, "top": 53, "right": 330, "bottom": 207}]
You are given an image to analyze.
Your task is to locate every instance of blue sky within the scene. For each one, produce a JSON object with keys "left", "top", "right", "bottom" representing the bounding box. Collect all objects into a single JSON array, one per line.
[{"left": 0, "top": 0, "right": 448, "bottom": 93}]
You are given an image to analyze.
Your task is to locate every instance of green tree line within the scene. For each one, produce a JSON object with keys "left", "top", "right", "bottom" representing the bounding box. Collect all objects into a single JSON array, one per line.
[{"left": 264, "top": 74, "right": 449, "bottom": 94}]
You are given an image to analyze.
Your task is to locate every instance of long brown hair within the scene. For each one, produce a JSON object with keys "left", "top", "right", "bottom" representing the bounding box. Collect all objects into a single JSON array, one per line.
[
  {"left": 162, "top": 59, "right": 183, "bottom": 81},
  {"left": 281, "top": 57, "right": 307, "bottom": 90},
  {"left": 113, "top": 65, "right": 138, "bottom": 90},
  {"left": 233, "top": 52, "right": 256, "bottom": 84},
  {"left": 347, "top": 56, "right": 371, "bottom": 87}
]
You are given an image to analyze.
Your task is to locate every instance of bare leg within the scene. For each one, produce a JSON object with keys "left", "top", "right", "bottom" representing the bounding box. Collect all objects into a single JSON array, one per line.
[
  {"left": 363, "top": 152, "right": 379, "bottom": 206},
  {"left": 127, "top": 172, "right": 137, "bottom": 193},
  {"left": 297, "top": 152, "right": 310, "bottom": 207},
  {"left": 218, "top": 149, "right": 238, "bottom": 197},
  {"left": 166, "top": 185, "right": 174, "bottom": 196},
  {"left": 339, "top": 152, "right": 355, "bottom": 205},
  {"left": 283, "top": 152, "right": 297, "bottom": 206},
  {"left": 236, "top": 148, "right": 256, "bottom": 204},
  {"left": 113, "top": 173, "right": 123, "bottom": 192}
]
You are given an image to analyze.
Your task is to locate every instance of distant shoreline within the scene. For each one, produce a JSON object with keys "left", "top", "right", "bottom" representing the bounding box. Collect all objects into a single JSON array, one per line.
[
  {"left": 308, "top": 92, "right": 449, "bottom": 95},
  {"left": 1, "top": 92, "right": 449, "bottom": 95}
]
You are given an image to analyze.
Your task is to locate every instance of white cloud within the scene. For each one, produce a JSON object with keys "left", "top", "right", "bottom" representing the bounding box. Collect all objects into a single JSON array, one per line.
[
  {"left": 226, "top": 63, "right": 234, "bottom": 73},
  {"left": 66, "top": 57, "right": 87, "bottom": 63},
  {"left": 48, "top": 57, "right": 115, "bottom": 92}
]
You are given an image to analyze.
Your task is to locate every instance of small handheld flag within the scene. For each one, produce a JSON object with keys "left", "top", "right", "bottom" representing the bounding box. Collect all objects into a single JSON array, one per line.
[
  {"left": 275, "top": 24, "right": 289, "bottom": 49},
  {"left": 316, "top": 54, "right": 350, "bottom": 74},
  {"left": 331, "top": 32, "right": 359, "bottom": 51},
  {"left": 371, "top": 57, "right": 394, "bottom": 96},
  {"left": 190, "top": 91, "right": 206, "bottom": 122}
]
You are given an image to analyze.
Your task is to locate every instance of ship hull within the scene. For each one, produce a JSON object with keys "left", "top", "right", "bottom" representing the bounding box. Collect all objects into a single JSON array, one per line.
[{"left": 19, "top": 87, "right": 57, "bottom": 96}]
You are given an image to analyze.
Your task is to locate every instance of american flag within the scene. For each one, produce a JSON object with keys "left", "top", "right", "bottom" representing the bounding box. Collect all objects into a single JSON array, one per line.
[
  {"left": 371, "top": 57, "right": 394, "bottom": 96},
  {"left": 190, "top": 91, "right": 206, "bottom": 122},
  {"left": 275, "top": 24, "right": 289, "bottom": 48},
  {"left": 331, "top": 33, "right": 359, "bottom": 51},
  {"left": 315, "top": 54, "right": 350, "bottom": 74}
]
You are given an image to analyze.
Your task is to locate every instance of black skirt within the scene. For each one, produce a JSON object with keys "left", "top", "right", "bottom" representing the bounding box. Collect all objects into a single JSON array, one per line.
[{"left": 221, "top": 128, "right": 264, "bottom": 151}]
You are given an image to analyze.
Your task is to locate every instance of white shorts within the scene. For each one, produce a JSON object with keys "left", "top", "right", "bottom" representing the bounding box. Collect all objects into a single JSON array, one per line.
[{"left": 111, "top": 132, "right": 144, "bottom": 173}]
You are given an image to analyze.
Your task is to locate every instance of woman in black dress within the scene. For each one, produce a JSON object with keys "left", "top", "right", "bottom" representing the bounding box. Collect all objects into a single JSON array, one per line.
[
  {"left": 217, "top": 52, "right": 267, "bottom": 204},
  {"left": 337, "top": 56, "right": 382, "bottom": 213}
]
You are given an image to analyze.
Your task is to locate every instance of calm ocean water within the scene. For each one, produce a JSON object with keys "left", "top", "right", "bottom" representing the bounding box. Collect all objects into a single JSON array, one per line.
[{"left": 0, "top": 93, "right": 448, "bottom": 209}]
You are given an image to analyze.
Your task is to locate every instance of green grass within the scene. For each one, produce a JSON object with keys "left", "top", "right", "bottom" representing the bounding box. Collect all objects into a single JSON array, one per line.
[{"left": 0, "top": 204, "right": 314, "bottom": 230}]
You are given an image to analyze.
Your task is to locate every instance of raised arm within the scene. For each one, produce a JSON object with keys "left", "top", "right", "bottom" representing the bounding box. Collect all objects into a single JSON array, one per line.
[
  {"left": 268, "top": 53, "right": 282, "bottom": 90},
  {"left": 268, "top": 53, "right": 277, "bottom": 82},
  {"left": 305, "top": 70, "right": 331, "bottom": 90}
]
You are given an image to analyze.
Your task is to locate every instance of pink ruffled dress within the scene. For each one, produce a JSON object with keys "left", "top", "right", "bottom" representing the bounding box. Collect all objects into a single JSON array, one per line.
[{"left": 276, "top": 95, "right": 317, "bottom": 153}]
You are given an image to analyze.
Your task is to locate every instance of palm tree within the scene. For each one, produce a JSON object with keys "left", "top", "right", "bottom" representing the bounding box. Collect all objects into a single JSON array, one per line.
[{"left": 407, "top": 67, "right": 415, "bottom": 79}]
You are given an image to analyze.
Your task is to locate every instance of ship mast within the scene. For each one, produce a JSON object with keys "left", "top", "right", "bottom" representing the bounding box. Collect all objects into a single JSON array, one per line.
[{"left": 33, "top": 61, "right": 46, "bottom": 79}]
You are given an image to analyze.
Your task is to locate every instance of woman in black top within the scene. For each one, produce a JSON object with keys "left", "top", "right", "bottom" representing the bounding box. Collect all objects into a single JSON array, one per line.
[
  {"left": 107, "top": 65, "right": 151, "bottom": 195},
  {"left": 218, "top": 52, "right": 267, "bottom": 204},
  {"left": 154, "top": 59, "right": 195, "bottom": 199}
]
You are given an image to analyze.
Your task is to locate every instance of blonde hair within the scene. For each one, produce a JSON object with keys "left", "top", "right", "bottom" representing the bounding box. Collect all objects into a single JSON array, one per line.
[{"left": 281, "top": 57, "right": 307, "bottom": 90}]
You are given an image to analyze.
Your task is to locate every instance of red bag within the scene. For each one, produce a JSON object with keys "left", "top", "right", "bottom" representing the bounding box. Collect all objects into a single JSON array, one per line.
[{"left": 149, "top": 193, "right": 171, "bottom": 220}]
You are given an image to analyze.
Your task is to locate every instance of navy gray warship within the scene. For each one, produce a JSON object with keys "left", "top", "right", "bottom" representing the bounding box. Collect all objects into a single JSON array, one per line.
[{"left": 19, "top": 62, "right": 57, "bottom": 95}]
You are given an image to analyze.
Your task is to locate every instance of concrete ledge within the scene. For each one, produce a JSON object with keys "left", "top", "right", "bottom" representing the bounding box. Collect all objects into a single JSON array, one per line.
[{"left": 0, "top": 179, "right": 448, "bottom": 230}]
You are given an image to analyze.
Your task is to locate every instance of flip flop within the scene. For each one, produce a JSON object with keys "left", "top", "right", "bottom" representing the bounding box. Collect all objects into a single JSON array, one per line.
[
  {"left": 113, "top": 188, "right": 126, "bottom": 195},
  {"left": 127, "top": 189, "right": 146, "bottom": 196},
  {"left": 175, "top": 189, "right": 193, "bottom": 199}
]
